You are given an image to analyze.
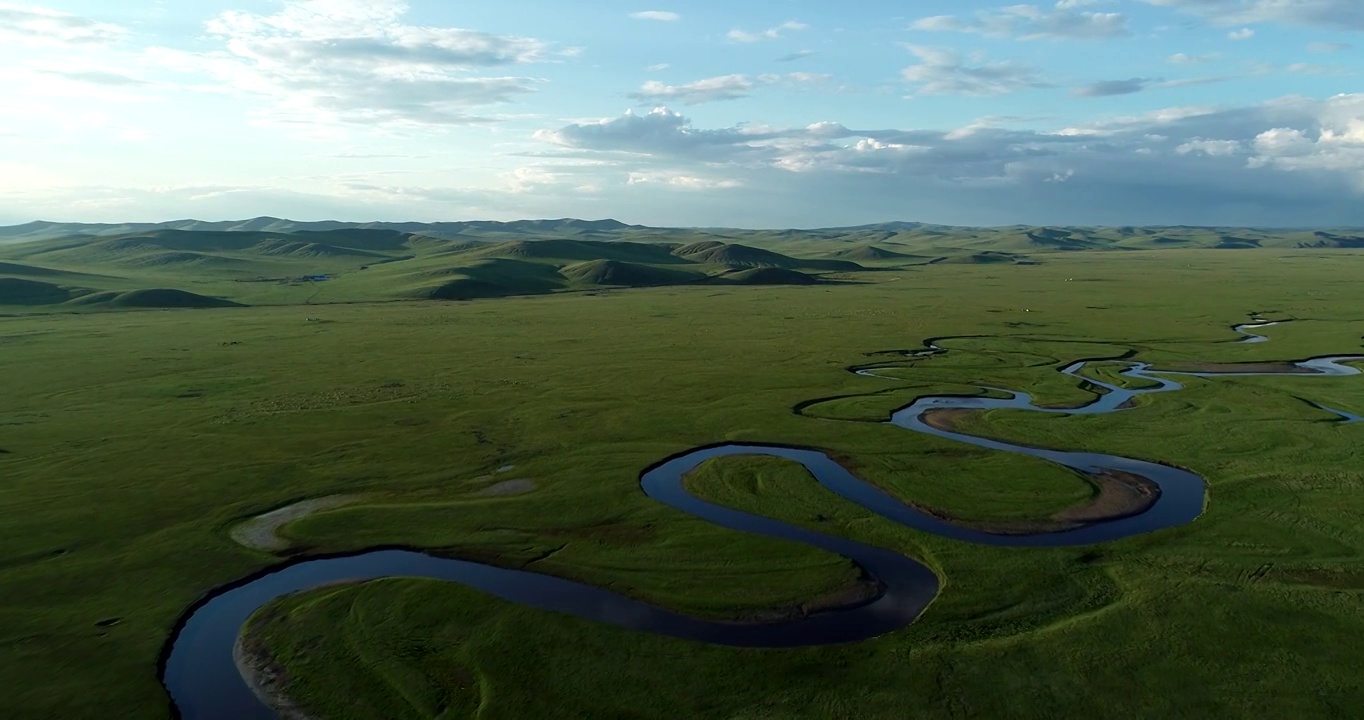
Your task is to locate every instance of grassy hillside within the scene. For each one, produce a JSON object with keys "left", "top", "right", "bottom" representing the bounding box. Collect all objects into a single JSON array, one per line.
[
  {"left": 0, "top": 278, "right": 76, "bottom": 305},
  {"left": 717, "top": 267, "right": 819, "bottom": 285},
  {"left": 4, "top": 220, "right": 1364, "bottom": 316},
  {"left": 64, "top": 288, "right": 244, "bottom": 309},
  {"left": 559, "top": 259, "right": 703, "bottom": 287},
  {"left": 0, "top": 228, "right": 883, "bottom": 311}
]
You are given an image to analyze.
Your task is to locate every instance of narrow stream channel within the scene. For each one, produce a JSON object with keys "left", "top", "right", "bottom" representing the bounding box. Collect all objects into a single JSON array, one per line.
[
  {"left": 161, "top": 330, "right": 1363, "bottom": 720},
  {"left": 1233, "top": 321, "right": 1282, "bottom": 343}
]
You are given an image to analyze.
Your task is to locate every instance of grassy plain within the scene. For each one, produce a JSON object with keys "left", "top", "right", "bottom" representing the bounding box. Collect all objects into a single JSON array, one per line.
[{"left": 1, "top": 245, "right": 1363, "bottom": 718}]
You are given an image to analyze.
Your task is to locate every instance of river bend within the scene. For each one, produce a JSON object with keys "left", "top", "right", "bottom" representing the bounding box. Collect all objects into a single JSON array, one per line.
[{"left": 161, "top": 328, "right": 1362, "bottom": 719}]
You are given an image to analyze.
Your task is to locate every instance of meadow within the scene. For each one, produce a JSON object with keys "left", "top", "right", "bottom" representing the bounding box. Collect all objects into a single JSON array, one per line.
[{"left": 1, "top": 232, "right": 1363, "bottom": 718}]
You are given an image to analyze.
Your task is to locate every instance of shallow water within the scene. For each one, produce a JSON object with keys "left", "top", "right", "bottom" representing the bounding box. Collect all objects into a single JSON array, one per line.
[{"left": 161, "top": 343, "right": 1363, "bottom": 719}]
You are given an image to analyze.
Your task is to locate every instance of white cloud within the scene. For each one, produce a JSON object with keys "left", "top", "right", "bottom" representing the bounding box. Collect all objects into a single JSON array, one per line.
[
  {"left": 36, "top": 68, "right": 147, "bottom": 86},
  {"left": 630, "top": 72, "right": 829, "bottom": 105},
  {"left": 630, "top": 11, "right": 680, "bottom": 22},
  {"left": 499, "top": 163, "right": 611, "bottom": 194},
  {"left": 912, "top": 3, "right": 1129, "bottom": 40},
  {"left": 1167, "top": 52, "right": 1220, "bottom": 64},
  {"left": 533, "top": 107, "right": 785, "bottom": 162},
  {"left": 632, "top": 75, "right": 756, "bottom": 105},
  {"left": 1248, "top": 116, "right": 1364, "bottom": 181},
  {"left": 0, "top": 4, "right": 125, "bottom": 47},
  {"left": 1228, "top": 27, "right": 1255, "bottom": 40},
  {"left": 1177, "top": 139, "right": 1242, "bottom": 155},
  {"left": 727, "top": 21, "right": 808, "bottom": 43},
  {"left": 14, "top": 95, "right": 1364, "bottom": 226},
  {"left": 144, "top": 0, "right": 559, "bottom": 127},
  {"left": 627, "top": 171, "right": 741, "bottom": 189},
  {"left": 528, "top": 94, "right": 1364, "bottom": 225},
  {"left": 902, "top": 47, "right": 1048, "bottom": 96}
]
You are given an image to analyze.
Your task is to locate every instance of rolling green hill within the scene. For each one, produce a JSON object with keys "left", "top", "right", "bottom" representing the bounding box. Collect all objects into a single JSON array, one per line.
[
  {"left": 939, "top": 251, "right": 1036, "bottom": 265},
  {"left": 560, "top": 259, "right": 703, "bottom": 287},
  {"left": 716, "top": 267, "right": 818, "bottom": 285},
  {"left": 1, "top": 218, "right": 1362, "bottom": 313},
  {"left": 0, "top": 278, "right": 75, "bottom": 305},
  {"left": 63, "top": 288, "right": 243, "bottom": 309},
  {"left": 0, "top": 227, "right": 871, "bottom": 310}
]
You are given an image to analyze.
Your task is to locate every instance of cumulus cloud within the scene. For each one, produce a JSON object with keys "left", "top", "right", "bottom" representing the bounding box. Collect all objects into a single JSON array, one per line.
[
  {"left": 1247, "top": 116, "right": 1364, "bottom": 181},
  {"left": 1142, "top": 0, "right": 1364, "bottom": 32},
  {"left": 630, "top": 11, "right": 680, "bottom": 22},
  {"left": 629, "top": 72, "right": 829, "bottom": 105},
  {"left": 912, "top": 3, "right": 1129, "bottom": 40},
  {"left": 902, "top": 47, "right": 1048, "bottom": 96},
  {"left": 533, "top": 107, "right": 784, "bottom": 161},
  {"left": 144, "top": 0, "right": 559, "bottom": 126},
  {"left": 1228, "top": 27, "right": 1255, "bottom": 40},
  {"left": 0, "top": 4, "right": 125, "bottom": 46},
  {"left": 728, "top": 21, "right": 808, "bottom": 43}
]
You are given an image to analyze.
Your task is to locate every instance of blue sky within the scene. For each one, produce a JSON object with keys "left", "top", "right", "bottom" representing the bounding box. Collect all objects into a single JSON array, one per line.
[{"left": 0, "top": 0, "right": 1361, "bottom": 227}]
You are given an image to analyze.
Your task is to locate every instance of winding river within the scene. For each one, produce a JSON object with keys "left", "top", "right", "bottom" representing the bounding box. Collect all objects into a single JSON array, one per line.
[
  {"left": 161, "top": 325, "right": 1362, "bottom": 720},
  {"left": 1233, "top": 320, "right": 1282, "bottom": 343}
]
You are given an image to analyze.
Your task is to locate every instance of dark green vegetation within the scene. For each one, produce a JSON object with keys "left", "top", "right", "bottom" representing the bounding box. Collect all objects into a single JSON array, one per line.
[{"left": 1, "top": 220, "right": 1363, "bottom": 718}]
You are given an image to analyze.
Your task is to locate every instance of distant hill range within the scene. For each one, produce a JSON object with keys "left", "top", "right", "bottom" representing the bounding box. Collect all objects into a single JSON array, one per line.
[
  {"left": 1, "top": 217, "right": 1361, "bottom": 312},
  {"left": 0, "top": 218, "right": 642, "bottom": 243},
  {"left": 3, "top": 217, "right": 1362, "bottom": 249}
]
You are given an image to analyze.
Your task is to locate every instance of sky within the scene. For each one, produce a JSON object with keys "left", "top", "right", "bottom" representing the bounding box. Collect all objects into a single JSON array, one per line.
[{"left": 0, "top": 0, "right": 1362, "bottom": 228}]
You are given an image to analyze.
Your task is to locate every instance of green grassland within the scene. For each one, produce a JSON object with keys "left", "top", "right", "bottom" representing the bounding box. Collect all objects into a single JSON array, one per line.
[{"left": 1, "top": 225, "right": 1363, "bottom": 718}]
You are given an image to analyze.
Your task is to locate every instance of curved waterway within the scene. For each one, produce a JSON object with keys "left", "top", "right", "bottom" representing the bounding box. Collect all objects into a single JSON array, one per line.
[
  {"left": 1233, "top": 320, "right": 1283, "bottom": 343},
  {"left": 162, "top": 334, "right": 1363, "bottom": 720}
]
